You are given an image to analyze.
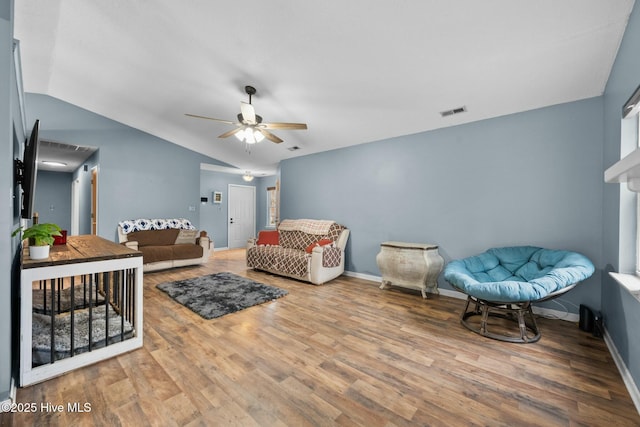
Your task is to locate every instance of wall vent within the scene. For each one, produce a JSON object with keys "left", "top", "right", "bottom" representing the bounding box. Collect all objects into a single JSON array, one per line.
[
  {"left": 440, "top": 106, "right": 467, "bottom": 117},
  {"left": 288, "top": 146, "right": 301, "bottom": 151},
  {"left": 41, "top": 140, "right": 94, "bottom": 152}
]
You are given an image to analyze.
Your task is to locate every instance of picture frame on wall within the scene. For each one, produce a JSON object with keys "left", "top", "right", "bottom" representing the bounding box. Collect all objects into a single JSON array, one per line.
[{"left": 213, "top": 191, "right": 222, "bottom": 204}]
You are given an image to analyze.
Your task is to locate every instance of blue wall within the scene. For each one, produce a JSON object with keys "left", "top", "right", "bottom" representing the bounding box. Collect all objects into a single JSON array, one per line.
[
  {"left": 34, "top": 170, "right": 72, "bottom": 231},
  {"left": 199, "top": 171, "right": 277, "bottom": 248},
  {"left": 25, "top": 94, "right": 230, "bottom": 241},
  {"left": 1, "top": 0, "right": 20, "bottom": 402},
  {"left": 281, "top": 97, "right": 604, "bottom": 314},
  {"left": 602, "top": 1, "right": 640, "bottom": 392}
]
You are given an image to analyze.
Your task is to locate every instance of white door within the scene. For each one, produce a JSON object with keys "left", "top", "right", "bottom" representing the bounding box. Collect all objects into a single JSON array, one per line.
[{"left": 228, "top": 184, "right": 256, "bottom": 249}]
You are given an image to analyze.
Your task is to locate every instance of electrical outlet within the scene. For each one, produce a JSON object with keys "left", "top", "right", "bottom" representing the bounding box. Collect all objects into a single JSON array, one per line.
[{"left": 188, "top": 205, "right": 196, "bottom": 211}]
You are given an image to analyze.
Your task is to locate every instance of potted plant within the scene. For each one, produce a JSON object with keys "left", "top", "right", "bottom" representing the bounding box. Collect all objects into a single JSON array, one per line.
[{"left": 12, "top": 223, "right": 62, "bottom": 260}]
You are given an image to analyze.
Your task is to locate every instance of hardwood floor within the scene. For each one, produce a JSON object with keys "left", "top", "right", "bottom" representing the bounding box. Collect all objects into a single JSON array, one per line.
[{"left": 5, "top": 249, "right": 639, "bottom": 426}]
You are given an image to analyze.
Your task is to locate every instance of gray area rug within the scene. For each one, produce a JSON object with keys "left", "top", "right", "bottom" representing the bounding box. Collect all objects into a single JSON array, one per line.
[{"left": 156, "top": 272, "right": 288, "bottom": 319}]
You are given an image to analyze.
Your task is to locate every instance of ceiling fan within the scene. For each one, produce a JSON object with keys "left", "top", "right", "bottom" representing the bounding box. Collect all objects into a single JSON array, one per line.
[{"left": 185, "top": 85, "right": 307, "bottom": 144}]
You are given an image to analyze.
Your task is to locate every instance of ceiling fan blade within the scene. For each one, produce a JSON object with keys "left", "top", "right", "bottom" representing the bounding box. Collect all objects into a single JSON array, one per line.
[
  {"left": 240, "top": 102, "right": 256, "bottom": 124},
  {"left": 185, "top": 113, "right": 235, "bottom": 125},
  {"left": 257, "top": 128, "right": 283, "bottom": 144},
  {"left": 218, "top": 127, "right": 244, "bottom": 138},
  {"left": 261, "top": 122, "right": 308, "bottom": 130}
]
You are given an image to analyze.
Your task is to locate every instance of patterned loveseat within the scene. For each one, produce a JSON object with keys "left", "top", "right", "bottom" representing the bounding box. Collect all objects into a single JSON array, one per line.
[{"left": 247, "top": 219, "right": 350, "bottom": 285}]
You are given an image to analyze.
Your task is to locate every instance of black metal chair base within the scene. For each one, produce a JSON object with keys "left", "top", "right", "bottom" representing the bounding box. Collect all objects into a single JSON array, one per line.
[{"left": 460, "top": 296, "right": 541, "bottom": 343}]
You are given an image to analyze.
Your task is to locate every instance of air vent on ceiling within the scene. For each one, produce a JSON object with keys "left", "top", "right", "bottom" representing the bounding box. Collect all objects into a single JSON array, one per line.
[
  {"left": 41, "top": 140, "right": 93, "bottom": 152},
  {"left": 440, "top": 106, "right": 467, "bottom": 117},
  {"left": 288, "top": 146, "right": 301, "bottom": 151}
]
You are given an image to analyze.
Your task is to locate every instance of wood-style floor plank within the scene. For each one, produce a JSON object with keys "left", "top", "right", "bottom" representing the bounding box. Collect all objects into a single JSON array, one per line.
[{"left": 5, "top": 248, "right": 639, "bottom": 426}]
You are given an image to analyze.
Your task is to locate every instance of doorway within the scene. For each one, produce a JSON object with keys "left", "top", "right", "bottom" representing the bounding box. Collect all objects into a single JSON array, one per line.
[
  {"left": 227, "top": 184, "right": 256, "bottom": 249},
  {"left": 91, "top": 167, "right": 98, "bottom": 235},
  {"left": 71, "top": 179, "right": 80, "bottom": 235}
]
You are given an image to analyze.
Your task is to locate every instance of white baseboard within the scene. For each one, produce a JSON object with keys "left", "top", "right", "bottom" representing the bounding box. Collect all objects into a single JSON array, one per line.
[
  {"left": 213, "top": 246, "right": 229, "bottom": 252},
  {"left": 532, "top": 306, "right": 579, "bottom": 322},
  {"left": 344, "top": 270, "right": 578, "bottom": 322},
  {"left": 0, "top": 377, "right": 16, "bottom": 413},
  {"left": 342, "top": 270, "right": 381, "bottom": 283},
  {"left": 603, "top": 329, "right": 640, "bottom": 415}
]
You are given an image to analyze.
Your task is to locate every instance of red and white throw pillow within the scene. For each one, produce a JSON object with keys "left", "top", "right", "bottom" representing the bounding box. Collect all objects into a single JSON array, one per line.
[{"left": 305, "top": 239, "right": 334, "bottom": 254}]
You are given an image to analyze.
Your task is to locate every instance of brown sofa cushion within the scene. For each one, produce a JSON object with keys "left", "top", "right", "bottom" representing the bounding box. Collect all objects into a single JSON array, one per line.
[
  {"left": 127, "top": 229, "right": 180, "bottom": 247},
  {"left": 139, "top": 245, "right": 174, "bottom": 264},
  {"left": 137, "top": 244, "right": 203, "bottom": 264},
  {"left": 172, "top": 244, "right": 203, "bottom": 260}
]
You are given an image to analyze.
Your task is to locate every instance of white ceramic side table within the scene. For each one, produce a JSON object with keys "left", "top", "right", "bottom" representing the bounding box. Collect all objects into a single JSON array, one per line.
[{"left": 376, "top": 241, "right": 444, "bottom": 299}]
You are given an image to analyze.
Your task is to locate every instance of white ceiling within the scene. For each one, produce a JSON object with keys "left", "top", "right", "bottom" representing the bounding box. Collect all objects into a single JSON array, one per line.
[{"left": 14, "top": 1, "right": 635, "bottom": 175}]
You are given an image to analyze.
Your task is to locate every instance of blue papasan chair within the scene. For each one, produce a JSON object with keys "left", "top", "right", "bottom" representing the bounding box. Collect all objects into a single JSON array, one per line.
[{"left": 444, "top": 246, "right": 595, "bottom": 343}]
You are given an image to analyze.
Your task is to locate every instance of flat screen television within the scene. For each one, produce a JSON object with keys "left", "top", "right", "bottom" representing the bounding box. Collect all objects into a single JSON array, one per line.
[{"left": 17, "top": 119, "right": 40, "bottom": 219}]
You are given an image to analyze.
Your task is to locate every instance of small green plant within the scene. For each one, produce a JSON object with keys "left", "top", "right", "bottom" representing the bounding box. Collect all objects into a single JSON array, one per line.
[{"left": 12, "top": 223, "right": 62, "bottom": 246}]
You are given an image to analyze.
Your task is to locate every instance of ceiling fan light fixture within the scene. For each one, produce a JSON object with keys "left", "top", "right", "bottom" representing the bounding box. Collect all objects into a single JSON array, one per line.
[
  {"left": 242, "top": 172, "right": 254, "bottom": 182},
  {"left": 186, "top": 85, "right": 307, "bottom": 145},
  {"left": 244, "top": 128, "right": 256, "bottom": 144},
  {"left": 234, "top": 127, "right": 264, "bottom": 144}
]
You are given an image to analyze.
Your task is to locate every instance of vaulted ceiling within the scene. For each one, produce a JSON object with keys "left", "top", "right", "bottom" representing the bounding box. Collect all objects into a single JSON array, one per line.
[{"left": 14, "top": 1, "right": 636, "bottom": 175}]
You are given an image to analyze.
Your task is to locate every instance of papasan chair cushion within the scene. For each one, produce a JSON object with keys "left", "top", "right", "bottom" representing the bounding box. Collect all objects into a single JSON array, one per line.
[{"left": 444, "top": 246, "right": 595, "bottom": 303}]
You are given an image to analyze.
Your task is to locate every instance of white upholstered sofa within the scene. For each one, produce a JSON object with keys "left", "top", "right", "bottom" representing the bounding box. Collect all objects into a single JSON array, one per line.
[{"left": 247, "top": 219, "right": 349, "bottom": 285}]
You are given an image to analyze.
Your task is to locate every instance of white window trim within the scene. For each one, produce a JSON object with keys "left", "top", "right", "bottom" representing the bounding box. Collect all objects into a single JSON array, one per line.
[
  {"left": 637, "top": 112, "right": 640, "bottom": 277},
  {"left": 610, "top": 273, "right": 640, "bottom": 301},
  {"left": 266, "top": 186, "right": 277, "bottom": 229},
  {"left": 605, "top": 102, "right": 640, "bottom": 300}
]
